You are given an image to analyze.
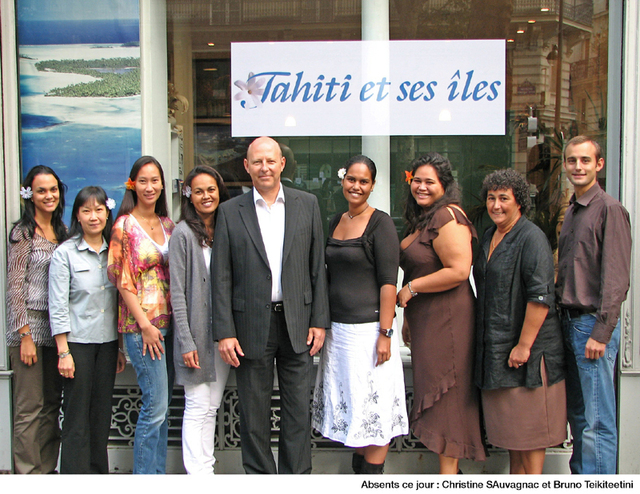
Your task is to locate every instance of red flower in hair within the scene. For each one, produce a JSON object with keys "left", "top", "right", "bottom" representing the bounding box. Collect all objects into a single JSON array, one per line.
[
  {"left": 125, "top": 178, "right": 136, "bottom": 190},
  {"left": 404, "top": 170, "right": 414, "bottom": 184}
]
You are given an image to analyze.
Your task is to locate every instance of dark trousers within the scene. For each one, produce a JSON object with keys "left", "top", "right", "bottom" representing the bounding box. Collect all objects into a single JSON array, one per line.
[
  {"left": 235, "top": 310, "right": 313, "bottom": 474},
  {"left": 9, "top": 345, "right": 62, "bottom": 474},
  {"left": 60, "top": 341, "right": 118, "bottom": 474}
]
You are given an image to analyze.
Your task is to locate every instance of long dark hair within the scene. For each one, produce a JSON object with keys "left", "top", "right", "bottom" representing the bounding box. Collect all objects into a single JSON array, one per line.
[
  {"left": 116, "top": 156, "right": 169, "bottom": 219},
  {"left": 180, "top": 166, "right": 230, "bottom": 246},
  {"left": 69, "top": 186, "right": 115, "bottom": 243},
  {"left": 403, "top": 152, "right": 461, "bottom": 235},
  {"left": 11, "top": 165, "right": 68, "bottom": 244}
]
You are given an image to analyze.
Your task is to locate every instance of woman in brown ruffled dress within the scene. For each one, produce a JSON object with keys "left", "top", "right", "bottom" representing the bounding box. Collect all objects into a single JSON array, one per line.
[{"left": 397, "top": 153, "right": 485, "bottom": 474}]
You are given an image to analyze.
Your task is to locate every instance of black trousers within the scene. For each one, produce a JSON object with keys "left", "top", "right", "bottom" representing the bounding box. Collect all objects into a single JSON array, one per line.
[
  {"left": 235, "top": 310, "right": 313, "bottom": 474},
  {"left": 60, "top": 340, "right": 118, "bottom": 474}
]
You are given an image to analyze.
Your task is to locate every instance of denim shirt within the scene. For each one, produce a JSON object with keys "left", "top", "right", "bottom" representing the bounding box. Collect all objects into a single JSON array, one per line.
[
  {"left": 473, "top": 216, "right": 565, "bottom": 390},
  {"left": 49, "top": 236, "right": 118, "bottom": 343}
]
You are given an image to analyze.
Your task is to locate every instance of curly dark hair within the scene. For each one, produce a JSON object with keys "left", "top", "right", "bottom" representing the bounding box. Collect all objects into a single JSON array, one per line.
[
  {"left": 179, "top": 166, "right": 230, "bottom": 247},
  {"left": 480, "top": 168, "right": 532, "bottom": 214},
  {"left": 403, "top": 152, "right": 461, "bottom": 235}
]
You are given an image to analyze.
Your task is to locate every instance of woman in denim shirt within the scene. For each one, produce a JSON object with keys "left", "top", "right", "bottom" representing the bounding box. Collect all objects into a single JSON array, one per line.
[{"left": 49, "top": 186, "right": 126, "bottom": 473}]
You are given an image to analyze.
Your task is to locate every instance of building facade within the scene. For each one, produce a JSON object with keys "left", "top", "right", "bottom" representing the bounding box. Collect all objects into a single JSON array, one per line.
[{"left": 1, "top": 0, "right": 640, "bottom": 473}]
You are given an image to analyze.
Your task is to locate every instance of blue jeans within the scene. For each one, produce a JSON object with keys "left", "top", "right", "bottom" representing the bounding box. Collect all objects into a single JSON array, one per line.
[
  {"left": 124, "top": 332, "right": 169, "bottom": 474},
  {"left": 562, "top": 313, "right": 620, "bottom": 474}
]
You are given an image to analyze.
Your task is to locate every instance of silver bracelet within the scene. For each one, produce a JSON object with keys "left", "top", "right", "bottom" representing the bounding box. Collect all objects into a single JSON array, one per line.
[
  {"left": 58, "top": 350, "right": 71, "bottom": 359},
  {"left": 408, "top": 280, "right": 418, "bottom": 297},
  {"left": 19, "top": 331, "right": 32, "bottom": 339}
]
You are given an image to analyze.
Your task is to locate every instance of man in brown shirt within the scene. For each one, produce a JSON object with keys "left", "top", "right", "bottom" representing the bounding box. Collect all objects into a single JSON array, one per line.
[{"left": 556, "top": 135, "right": 631, "bottom": 474}]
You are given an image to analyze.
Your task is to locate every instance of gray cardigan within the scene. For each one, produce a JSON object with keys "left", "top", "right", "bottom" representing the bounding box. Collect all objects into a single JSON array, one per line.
[{"left": 169, "top": 221, "right": 220, "bottom": 386}]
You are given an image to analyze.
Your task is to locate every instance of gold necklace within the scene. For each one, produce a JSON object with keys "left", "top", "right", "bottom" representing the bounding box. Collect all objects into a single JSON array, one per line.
[
  {"left": 489, "top": 224, "right": 515, "bottom": 257},
  {"left": 348, "top": 204, "right": 369, "bottom": 219},
  {"left": 137, "top": 213, "right": 158, "bottom": 230},
  {"left": 489, "top": 233, "right": 499, "bottom": 255},
  {"left": 35, "top": 221, "right": 57, "bottom": 243}
]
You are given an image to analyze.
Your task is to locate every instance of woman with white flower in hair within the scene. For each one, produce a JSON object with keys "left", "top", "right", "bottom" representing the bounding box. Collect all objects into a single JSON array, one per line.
[
  {"left": 7, "top": 165, "right": 68, "bottom": 474},
  {"left": 49, "top": 186, "right": 126, "bottom": 474},
  {"left": 169, "top": 165, "right": 231, "bottom": 474}
]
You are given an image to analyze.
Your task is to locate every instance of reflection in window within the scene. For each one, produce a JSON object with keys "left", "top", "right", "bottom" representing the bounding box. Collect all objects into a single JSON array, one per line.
[{"left": 166, "top": 0, "right": 609, "bottom": 243}]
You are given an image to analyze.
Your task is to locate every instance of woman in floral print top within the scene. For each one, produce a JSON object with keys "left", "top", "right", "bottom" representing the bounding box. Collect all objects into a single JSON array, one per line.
[
  {"left": 108, "top": 156, "right": 175, "bottom": 474},
  {"left": 108, "top": 213, "right": 174, "bottom": 334}
]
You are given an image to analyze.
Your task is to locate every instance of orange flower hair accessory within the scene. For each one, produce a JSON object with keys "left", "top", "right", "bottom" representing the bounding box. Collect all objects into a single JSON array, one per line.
[
  {"left": 404, "top": 170, "right": 414, "bottom": 184},
  {"left": 125, "top": 178, "right": 136, "bottom": 190}
]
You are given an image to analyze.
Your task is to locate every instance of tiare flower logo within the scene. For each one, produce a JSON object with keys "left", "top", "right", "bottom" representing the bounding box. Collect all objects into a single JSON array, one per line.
[{"left": 234, "top": 72, "right": 265, "bottom": 110}]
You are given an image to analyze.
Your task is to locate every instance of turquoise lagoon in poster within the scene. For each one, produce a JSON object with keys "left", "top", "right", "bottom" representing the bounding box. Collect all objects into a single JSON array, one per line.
[{"left": 18, "top": 1, "right": 141, "bottom": 222}]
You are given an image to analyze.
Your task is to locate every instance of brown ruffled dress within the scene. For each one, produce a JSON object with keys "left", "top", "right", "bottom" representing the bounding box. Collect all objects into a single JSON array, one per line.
[{"left": 400, "top": 206, "right": 485, "bottom": 461}]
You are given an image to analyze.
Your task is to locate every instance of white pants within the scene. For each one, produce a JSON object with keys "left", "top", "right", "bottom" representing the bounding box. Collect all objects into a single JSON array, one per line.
[{"left": 182, "top": 353, "right": 230, "bottom": 474}]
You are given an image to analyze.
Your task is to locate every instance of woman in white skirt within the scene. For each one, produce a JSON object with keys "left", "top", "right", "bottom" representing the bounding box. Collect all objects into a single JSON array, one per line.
[{"left": 312, "top": 155, "right": 408, "bottom": 474}]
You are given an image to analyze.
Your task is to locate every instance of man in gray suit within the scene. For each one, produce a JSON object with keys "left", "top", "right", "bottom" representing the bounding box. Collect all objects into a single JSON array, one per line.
[{"left": 212, "top": 136, "right": 330, "bottom": 474}]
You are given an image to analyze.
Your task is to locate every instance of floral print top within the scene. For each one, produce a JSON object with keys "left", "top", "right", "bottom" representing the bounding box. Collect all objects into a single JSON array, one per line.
[{"left": 107, "top": 214, "right": 175, "bottom": 333}]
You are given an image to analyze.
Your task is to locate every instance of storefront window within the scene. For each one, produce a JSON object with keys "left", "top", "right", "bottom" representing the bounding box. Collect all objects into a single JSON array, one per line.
[{"left": 167, "top": 0, "right": 609, "bottom": 245}]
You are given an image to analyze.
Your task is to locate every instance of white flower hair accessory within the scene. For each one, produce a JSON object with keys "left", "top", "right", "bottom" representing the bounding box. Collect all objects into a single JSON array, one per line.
[
  {"left": 106, "top": 198, "right": 116, "bottom": 211},
  {"left": 20, "top": 186, "right": 33, "bottom": 200},
  {"left": 183, "top": 185, "right": 192, "bottom": 198},
  {"left": 337, "top": 168, "right": 346, "bottom": 179}
]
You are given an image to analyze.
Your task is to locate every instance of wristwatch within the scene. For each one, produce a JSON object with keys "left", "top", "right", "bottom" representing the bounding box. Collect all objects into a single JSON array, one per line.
[{"left": 379, "top": 328, "right": 394, "bottom": 338}]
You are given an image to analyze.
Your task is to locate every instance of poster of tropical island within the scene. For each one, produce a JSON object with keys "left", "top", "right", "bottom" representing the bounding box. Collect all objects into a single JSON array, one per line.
[{"left": 17, "top": 0, "right": 141, "bottom": 222}]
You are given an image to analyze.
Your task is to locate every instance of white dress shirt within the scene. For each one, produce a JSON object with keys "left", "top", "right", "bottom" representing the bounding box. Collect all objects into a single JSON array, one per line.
[{"left": 253, "top": 185, "right": 286, "bottom": 302}]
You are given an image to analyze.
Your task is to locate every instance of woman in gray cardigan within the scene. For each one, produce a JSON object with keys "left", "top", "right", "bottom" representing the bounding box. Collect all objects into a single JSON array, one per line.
[{"left": 169, "top": 166, "right": 231, "bottom": 474}]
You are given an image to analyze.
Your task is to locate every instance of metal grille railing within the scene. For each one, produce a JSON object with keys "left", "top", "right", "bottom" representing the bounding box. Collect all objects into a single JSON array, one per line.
[{"left": 108, "top": 383, "right": 572, "bottom": 453}]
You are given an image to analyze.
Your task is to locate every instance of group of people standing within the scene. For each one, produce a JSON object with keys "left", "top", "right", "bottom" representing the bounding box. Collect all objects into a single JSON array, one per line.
[
  {"left": 6, "top": 134, "right": 630, "bottom": 476},
  {"left": 313, "top": 135, "right": 629, "bottom": 476},
  {"left": 7, "top": 157, "right": 230, "bottom": 475}
]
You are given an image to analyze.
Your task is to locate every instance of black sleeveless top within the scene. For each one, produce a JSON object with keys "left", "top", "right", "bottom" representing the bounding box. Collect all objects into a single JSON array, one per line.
[{"left": 325, "top": 209, "right": 399, "bottom": 324}]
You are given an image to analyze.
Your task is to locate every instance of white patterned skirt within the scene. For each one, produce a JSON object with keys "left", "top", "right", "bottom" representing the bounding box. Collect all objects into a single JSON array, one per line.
[{"left": 311, "top": 319, "right": 409, "bottom": 447}]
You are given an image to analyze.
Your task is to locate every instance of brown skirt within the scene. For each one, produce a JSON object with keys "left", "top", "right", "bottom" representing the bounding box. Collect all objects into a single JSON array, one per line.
[{"left": 481, "top": 357, "right": 567, "bottom": 451}]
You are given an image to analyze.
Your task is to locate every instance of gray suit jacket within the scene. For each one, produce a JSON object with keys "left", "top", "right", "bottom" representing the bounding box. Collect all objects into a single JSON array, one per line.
[
  {"left": 169, "top": 221, "right": 219, "bottom": 385},
  {"left": 211, "top": 186, "right": 330, "bottom": 359}
]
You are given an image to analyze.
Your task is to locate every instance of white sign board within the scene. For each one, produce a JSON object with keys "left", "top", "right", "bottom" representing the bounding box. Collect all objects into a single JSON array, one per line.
[{"left": 231, "top": 40, "right": 505, "bottom": 137}]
